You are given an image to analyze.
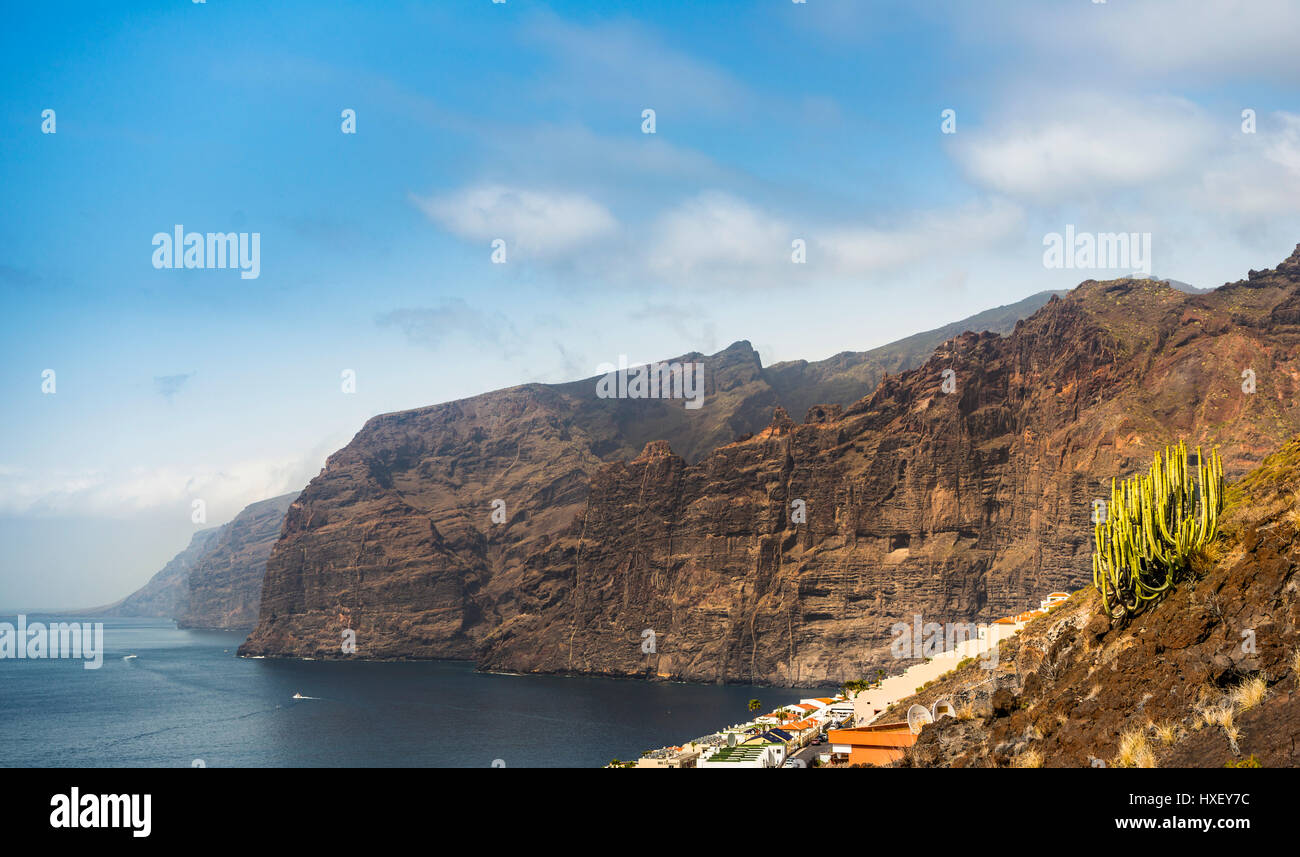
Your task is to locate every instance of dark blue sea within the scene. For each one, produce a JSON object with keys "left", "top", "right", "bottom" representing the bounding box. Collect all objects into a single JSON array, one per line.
[{"left": 0, "top": 617, "right": 820, "bottom": 768}]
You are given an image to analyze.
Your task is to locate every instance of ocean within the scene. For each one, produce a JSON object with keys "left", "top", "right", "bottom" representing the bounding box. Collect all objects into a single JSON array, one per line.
[{"left": 0, "top": 617, "right": 822, "bottom": 768}]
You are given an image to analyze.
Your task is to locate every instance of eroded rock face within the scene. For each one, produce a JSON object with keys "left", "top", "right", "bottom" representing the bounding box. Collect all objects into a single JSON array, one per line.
[
  {"left": 477, "top": 250, "right": 1300, "bottom": 685},
  {"left": 243, "top": 247, "right": 1300, "bottom": 687},
  {"left": 238, "top": 342, "right": 900, "bottom": 659},
  {"left": 178, "top": 492, "right": 297, "bottom": 630}
]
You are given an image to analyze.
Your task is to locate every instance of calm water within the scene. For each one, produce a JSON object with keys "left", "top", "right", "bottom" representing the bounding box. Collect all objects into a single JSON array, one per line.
[{"left": 0, "top": 617, "right": 820, "bottom": 768}]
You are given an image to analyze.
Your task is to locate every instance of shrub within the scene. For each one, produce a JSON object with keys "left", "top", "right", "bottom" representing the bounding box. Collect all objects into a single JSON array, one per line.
[
  {"left": 1114, "top": 727, "right": 1158, "bottom": 768},
  {"left": 1230, "top": 675, "right": 1267, "bottom": 713}
]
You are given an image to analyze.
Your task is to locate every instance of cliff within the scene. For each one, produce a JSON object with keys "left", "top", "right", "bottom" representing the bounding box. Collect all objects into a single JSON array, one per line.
[
  {"left": 888, "top": 430, "right": 1300, "bottom": 767},
  {"left": 471, "top": 247, "right": 1300, "bottom": 684},
  {"left": 241, "top": 246, "right": 1300, "bottom": 684},
  {"left": 100, "top": 492, "right": 297, "bottom": 630},
  {"left": 178, "top": 492, "right": 297, "bottom": 630},
  {"left": 238, "top": 295, "right": 1053, "bottom": 660},
  {"left": 94, "top": 527, "right": 222, "bottom": 619}
]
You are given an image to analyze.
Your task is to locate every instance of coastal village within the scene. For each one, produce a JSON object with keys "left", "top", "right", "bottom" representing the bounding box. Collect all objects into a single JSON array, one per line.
[{"left": 620, "top": 592, "right": 1070, "bottom": 768}]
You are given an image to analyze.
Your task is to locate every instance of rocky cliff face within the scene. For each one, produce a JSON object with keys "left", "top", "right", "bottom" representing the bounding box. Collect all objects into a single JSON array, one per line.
[
  {"left": 241, "top": 247, "right": 1300, "bottom": 685},
  {"left": 890, "top": 431, "right": 1300, "bottom": 768},
  {"left": 95, "top": 527, "right": 222, "bottom": 619},
  {"left": 178, "top": 492, "right": 297, "bottom": 630},
  {"left": 101, "top": 492, "right": 297, "bottom": 629},
  {"left": 472, "top": 248, "right": 1300, "bottom": 685},
  {"left": 237, "top": 298, "right": 1051, "bottom": 661}
]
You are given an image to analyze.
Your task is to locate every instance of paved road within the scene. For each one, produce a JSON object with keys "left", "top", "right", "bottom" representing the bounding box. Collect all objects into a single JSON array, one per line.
[{"left": 788, "top": 742, "right": 825, "bottom": 767}]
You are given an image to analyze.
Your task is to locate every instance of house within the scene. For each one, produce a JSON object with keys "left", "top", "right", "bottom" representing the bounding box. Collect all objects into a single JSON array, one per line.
[
  {"left": 779, "top": 718, "right": 821, "bottom": 745},
  {"left": 827, "top": 700, "right": 856, "bottom": 722},
  {"left": 636, "top": 745, "right": 702, "bottom": 769},
  {"left": 1040, "top": 592, "right": 1070, "bottom": 611},
  {"left": 698, "top": 741, "right": 786, "bottom": 768},
  {"left": 826, "top": 722, "right": 917, "bottom": 767},
  {"left": 752, "top": 729, "right": 795, "bottom": 746}
]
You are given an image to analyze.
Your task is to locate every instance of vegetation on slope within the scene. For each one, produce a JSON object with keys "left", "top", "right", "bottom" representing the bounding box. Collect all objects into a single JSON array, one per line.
[{"left": 883, "top": 433, "right": 1300, "bottom": 767}]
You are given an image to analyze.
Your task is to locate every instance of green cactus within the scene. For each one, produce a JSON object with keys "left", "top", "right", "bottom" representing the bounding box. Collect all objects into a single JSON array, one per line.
[{"left": 1092, "top": 440, "right": 1224, "bottom": 620}]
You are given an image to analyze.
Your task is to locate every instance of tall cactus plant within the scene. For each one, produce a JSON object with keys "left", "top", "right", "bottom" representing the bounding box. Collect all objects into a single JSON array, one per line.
[{"left": 1092, "top": 440, "right": 1224, "bottom": 620}]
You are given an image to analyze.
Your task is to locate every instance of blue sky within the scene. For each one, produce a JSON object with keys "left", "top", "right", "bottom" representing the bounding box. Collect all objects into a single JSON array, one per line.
[{"left": 3, "top": 0, "right": 1300, "bottom": 608}]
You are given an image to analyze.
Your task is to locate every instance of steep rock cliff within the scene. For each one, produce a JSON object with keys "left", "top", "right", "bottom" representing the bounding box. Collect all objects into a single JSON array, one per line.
[
  {"left": 476, "top": 247, "right": 1300, "bottom": 684},
  {"left": 242, "top": 247, "right": 1300, "bottom": 684},
  {"left": 239, "top": 296, "right": 1056, "bottom": 661},
  {"left": 94, "top": 527, "right": 222, "bottom": 619},
  {"left": 178, "top": 492, "right": 297, "bottom": 630}
]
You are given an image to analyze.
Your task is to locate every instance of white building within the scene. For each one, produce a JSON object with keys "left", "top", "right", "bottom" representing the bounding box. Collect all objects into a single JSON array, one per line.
[{"left": 697, "top": 741, "right": 785, "bottom": 769}]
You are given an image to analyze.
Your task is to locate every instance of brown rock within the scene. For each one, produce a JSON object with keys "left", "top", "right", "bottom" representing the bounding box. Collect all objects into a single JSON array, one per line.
[
  {"left": 244, "top": 248, "right": 1300, "bottom": 690},
  {"left": 991, "top": 688, "right": 1017, "bottom": 717}
]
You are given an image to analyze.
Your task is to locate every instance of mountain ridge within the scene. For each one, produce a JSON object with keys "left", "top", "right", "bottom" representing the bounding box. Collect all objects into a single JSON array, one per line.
[{"left": 238, "top": 250, "right": 1298, "bottom": 683}]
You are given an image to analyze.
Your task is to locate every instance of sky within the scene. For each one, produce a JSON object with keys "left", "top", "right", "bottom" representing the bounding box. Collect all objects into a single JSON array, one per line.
[{"left": 2, "top": 0, "right": 1299, "bottom": 609}]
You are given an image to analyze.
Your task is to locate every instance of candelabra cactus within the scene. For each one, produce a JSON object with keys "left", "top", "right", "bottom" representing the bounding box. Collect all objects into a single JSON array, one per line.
[{"left": 1092, "top": 440, "right": 1224, "bottom": 620}]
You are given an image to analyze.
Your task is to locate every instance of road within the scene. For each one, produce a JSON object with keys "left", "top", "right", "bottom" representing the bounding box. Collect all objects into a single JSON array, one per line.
[{"left": 788, "top": 741, "right": 826, "bottom": 767}]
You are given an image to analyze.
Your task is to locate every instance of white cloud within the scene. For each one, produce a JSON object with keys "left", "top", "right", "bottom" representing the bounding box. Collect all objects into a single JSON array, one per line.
[
  {"left": 1007, "top": 0, "right": 1300, "bottom": 81},
  {"left": 647, "top": 192, "right": 793, "bottom": 282},
  {"left": 952, "top": 94, "right": 1217, "bottom": 199},
  {"left": 816, "top": 198, "right": 1025, "bottom": 276},
  {"left": 644, "top": 191, "right": 1024, "bottom": 286},
  {"left": 413, "top": 184, "right": 617, "bottom": 259},
  {"left": 0, "top": 456, "right": 317, "bottom": 521},
  {"left": 1199, "top": 112, "right": 1300, "bottom": 217}
]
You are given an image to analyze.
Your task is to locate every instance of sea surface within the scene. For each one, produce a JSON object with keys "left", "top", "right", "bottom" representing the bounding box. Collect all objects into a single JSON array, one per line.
[{"left": 0, "top": 617, "right": 822, "bottom": 768}]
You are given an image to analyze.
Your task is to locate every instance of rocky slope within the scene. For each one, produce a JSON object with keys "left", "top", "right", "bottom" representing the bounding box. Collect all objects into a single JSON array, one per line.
[
  {"left": 240, "top": 246, "right": 1300, "bottom": 683},
  {"left": 237, "top": 295, "right": 1055, "bottom": 660},
  {"left": 886, "top": 431, "right": 1300, "bottom": 768},
  {"left": 178, "top": 492, "right": 297, "bottom": 630}
]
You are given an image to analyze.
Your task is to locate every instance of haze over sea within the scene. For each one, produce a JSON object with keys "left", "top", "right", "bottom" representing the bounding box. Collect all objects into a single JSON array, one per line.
[{"left": 0, "top": 618, "right": 819, "bottom": 768}]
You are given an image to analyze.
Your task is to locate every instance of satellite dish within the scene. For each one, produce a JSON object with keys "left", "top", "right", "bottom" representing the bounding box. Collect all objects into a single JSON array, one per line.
[
  {"left": 932, "top": 699, "right": 955, "bottom": 720},
  {"left": 906, "top": 704, "right": 933, "bottom": 735}
]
